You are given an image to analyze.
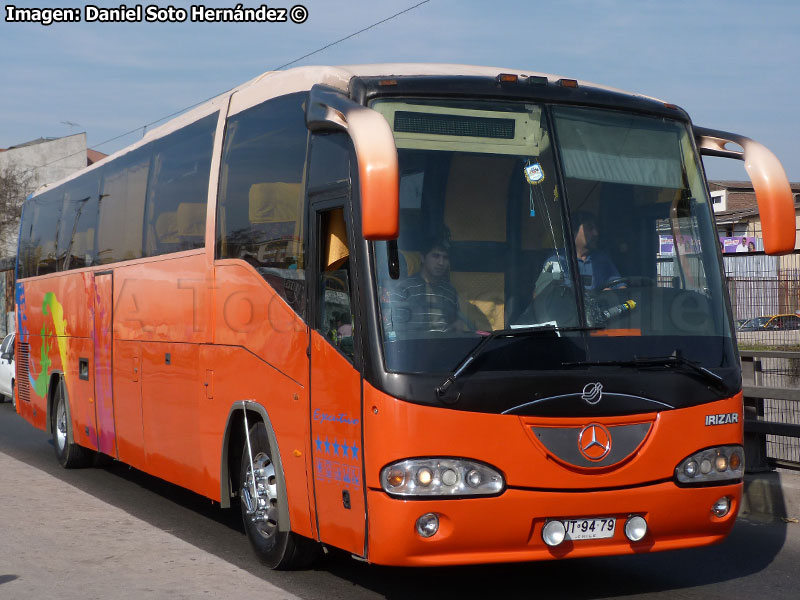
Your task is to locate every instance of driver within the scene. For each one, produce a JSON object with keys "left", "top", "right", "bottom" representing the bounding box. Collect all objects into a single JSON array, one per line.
[
  {"left": 537, "top": 211, "right": 622, "bottom": 293},
  {"left": 396, "top": 237, "right": 469, "bottom": 332}
]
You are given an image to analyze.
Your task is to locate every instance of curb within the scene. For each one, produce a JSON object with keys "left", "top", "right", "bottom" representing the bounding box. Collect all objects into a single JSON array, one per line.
[{"left": 740, "top": 470, "right": 800, "bottom": 521}]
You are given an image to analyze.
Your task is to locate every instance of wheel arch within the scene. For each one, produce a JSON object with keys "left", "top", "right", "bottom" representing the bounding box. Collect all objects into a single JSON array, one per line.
[{"left": 220, "top": 401, "right": 292, "bottom": 532}]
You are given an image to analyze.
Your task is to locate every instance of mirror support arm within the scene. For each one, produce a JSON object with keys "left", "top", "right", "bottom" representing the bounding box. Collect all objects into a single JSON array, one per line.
[
  {"left": 695, "top": 126, "right": 795, "bottom": 255},
  {"left": 307, "top": 85, "right": 399, "bottom": 240}
]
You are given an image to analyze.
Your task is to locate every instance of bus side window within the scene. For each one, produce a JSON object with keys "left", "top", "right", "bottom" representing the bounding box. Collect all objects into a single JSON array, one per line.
[
  {"left": 96, "top": 148, "right": 148, "bottom": 264},
  {"left": 216, "top": 92, "right": 309, "bottom": 318},
  {"left": 143, "top": 112, "right": 217, "bottom": 257},
  {"left": 62, "top": 174, "right": 100, "bottom": 270},
  {"left": 31, "top": 189, "right": 63, "bottom": 276}
]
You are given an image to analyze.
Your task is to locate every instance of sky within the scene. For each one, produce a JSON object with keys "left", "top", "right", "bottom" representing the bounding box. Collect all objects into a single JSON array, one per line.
[{"left": 1, "top": 0, "right": 799, "bottom": 182}]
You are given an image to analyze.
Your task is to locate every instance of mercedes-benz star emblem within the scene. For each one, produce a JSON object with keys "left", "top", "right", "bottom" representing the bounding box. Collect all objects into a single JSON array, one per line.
[
  {"left": 581, "top": 382, "right": 603, "bottom": 405},
  {"left": 578, "top": 423, "right": 612, "bottom": 461}
]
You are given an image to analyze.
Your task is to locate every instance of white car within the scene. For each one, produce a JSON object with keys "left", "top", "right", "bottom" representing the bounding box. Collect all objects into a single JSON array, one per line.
[{"left": 0, "top": 332, "right": 15, "bottom": 409}]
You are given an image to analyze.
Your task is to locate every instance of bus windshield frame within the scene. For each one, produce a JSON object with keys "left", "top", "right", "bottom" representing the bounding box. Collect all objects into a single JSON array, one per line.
[{"left": 366, "top": 95, "right": 738, "bottom": 412}]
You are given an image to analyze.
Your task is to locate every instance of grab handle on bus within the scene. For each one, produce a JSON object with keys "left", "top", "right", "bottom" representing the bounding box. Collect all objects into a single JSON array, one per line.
[
  {"left": 695, "top": 126, "right": 795, "bottom": 255},
  {"left": 306, "top": 84, "right": 399, "bottom": 240}
]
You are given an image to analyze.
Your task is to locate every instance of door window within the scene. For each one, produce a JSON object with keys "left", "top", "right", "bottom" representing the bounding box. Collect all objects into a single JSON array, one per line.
[{"left": 316, "top": 208, "right": 354, "bottom": 360}]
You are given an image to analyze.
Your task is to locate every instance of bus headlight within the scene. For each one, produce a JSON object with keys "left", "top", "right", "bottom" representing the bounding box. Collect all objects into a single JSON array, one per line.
[
  {"left": 675, "top": 446, "right": 744, "bottom": 484},
  {"left": 380, "top": 458, "right": 504, "bottom": 497}
]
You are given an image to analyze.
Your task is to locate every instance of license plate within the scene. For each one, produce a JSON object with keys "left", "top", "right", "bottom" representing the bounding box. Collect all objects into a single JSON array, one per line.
[{"left": 562, "top": 517, "right": 616, "bottom": 540}]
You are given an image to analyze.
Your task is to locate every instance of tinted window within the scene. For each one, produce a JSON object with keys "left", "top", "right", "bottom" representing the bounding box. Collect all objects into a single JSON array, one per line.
[
  {"left": 17, "top": 196, "right": 36, "bottom": 278},
  {"left": 29, "top": 189, "right": 63, "bottom": 276},
  {"left": 144, "top": 113, "right": 217, "bottom": 257},
  {"left": 217, "top": 93, "right": 308, "bottom": 316},
  {"left": 60, "top": 172, "right": 100, "bottom": 270},
  {"left": 307, "top": 133, "right": 351, "bottom": 190},
  {"left": 97, "top": 148, "right": 149, "bottom": 264}
]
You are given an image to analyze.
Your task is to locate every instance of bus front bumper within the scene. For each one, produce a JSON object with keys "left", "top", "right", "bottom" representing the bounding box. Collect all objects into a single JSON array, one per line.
[{"left": 365, "top": 480, "right": 741, "bottom": 566}]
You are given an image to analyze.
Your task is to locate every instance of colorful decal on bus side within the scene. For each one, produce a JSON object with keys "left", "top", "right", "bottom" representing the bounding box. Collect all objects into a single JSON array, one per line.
[
  {"left": 314, "top": 436, "right": 362, "bottom": 487},
  {"left": 92, "top": 280, "right": 115, "bottom": 455},
  {"left": 17, "top": 286, "right": 70, "bottom": 400},
  {"left": 15, "top": 282, "right": 28, "bottom": 344}
]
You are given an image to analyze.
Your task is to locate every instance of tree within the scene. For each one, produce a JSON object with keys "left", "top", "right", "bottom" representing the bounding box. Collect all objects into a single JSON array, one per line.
[{"left": 0, "top": 165, "right": 32, "bottom": 255}]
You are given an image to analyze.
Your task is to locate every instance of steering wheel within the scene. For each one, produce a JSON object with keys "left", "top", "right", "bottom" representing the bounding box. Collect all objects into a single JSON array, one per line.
[{"left": 602, "top": 275, "right": 656, "bottom": 289}]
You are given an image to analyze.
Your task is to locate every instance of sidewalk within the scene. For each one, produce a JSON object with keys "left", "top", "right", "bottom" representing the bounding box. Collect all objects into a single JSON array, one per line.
[{"left": 0, "top": 451, "right": 300, "bottom": 600}]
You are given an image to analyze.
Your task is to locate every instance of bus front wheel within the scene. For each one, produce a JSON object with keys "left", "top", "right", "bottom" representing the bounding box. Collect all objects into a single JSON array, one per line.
[
  {"left": 52, "top": 377, "right": 91, "bottom": 468},
  {"left": 239, "top": 421, "right": 319, "bottom": 569}
]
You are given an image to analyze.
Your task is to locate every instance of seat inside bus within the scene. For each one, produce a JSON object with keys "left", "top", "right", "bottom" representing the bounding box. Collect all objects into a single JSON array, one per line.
[
  {"left": 245, "top": 182, "right": 303, "bottom": 268},
  {"left": 395, "top": 153, "right": 549, "bottom": 331},
  {"left": 155, "top": 211, "right": 179, "bottom": 249},
  {"left": 69, "top": 228, "right": 95, "bottom": 268},
  {"left": 176, "top": 202, "right": 206, "bottom": 249}
]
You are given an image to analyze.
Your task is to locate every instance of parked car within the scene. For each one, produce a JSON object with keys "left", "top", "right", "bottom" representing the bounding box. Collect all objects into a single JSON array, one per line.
[
  {"left": 737, "top": 314, "right": 800, "bottom": 331},
  {"left": 0, "top": 332, "right": 15, "bottom": 409}
]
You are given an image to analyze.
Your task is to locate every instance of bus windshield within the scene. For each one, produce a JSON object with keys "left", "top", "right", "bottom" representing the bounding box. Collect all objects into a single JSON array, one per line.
[{"left": 372, "top": 98, "right": 734, "bottom": 375}]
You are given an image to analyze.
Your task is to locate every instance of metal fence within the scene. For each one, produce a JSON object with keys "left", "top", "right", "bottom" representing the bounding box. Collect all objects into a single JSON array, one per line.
[
  {"left": 727, "top": 250, "right": 800, "bottom": 470},
  {"left": 726, "top": 251, "right": 800, "bottom": 348}
]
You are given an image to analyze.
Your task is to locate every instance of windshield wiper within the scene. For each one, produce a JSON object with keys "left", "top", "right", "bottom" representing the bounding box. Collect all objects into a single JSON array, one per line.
[
  {"left": 563, "top": 353, "right": 731, "bottom": 393},
  {"left": 435, "top": 325, "right": 598, "bottom": 401}
]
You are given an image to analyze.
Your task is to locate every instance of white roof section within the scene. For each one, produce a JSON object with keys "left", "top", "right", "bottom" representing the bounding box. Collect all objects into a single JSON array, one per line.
[{"left": 33, "top": 63, "right": 666, "bottom": 195}]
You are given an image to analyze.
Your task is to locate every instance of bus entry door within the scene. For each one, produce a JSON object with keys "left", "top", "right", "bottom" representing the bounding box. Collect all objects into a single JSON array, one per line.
[
  {"left": 308, "top": 138, "right": 366, "bottom": 557},
  {"left": 93, "top": 272, "right": 117, "bottom": 457}
]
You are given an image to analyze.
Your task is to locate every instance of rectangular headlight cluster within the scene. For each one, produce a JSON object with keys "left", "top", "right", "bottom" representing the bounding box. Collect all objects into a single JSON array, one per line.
[
  {"left": 675, "top": 445, "right": 744, "bottom": 484},
  {"left": 380, "top": 458, "right": 504, "bottom": 497}
]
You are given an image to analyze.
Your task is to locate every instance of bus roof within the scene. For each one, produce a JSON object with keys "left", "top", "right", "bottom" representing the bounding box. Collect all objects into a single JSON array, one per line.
[{"left": 32, "top": 63, "right": 669, "bottom": 196}]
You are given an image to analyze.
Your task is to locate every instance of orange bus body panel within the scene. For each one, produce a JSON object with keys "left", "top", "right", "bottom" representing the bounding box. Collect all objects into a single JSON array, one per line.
[
  {"left": 114, "top": 339, "right": 145, "bottom": 469},
  {"left": 16, "top": 271, "right": 97, "bottom": 445},
  {"left": 309, "top": 330, "right": 365, "bottom": 556},
  {"left": 200, "top": 343, "right": 314, "bottom": 538},
  {"left": 212, "top": 261, "right": 315, "bottom": 537},
  {"left": 363, "top": 383, "right": 742, "bottom": 565},
  {"left": 214, "top": 260, "right": 308, "bottom": 386},
  {"left": 15, "top": 255, "right": 317, "bottom": 540}
]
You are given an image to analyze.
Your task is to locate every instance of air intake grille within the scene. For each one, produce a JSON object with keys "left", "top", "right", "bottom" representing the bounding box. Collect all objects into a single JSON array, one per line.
[
  {"left": 17, "top": 342, "right": 30, "bottom": 404},
  {"left": 394, "top": 111, "right": 515, "bottom": 139}
]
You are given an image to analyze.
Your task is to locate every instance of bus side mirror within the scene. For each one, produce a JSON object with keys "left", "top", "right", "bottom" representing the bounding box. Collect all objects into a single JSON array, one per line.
[
  {"left": 695, "top": 126, "right": 795, "bottom": 255},
  {"left": 307, "top": 85, "right": 399, "bottom": 240}
]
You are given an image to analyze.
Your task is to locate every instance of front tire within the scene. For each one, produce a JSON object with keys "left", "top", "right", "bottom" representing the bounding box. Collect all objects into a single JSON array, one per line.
[
  {"left": 239, "top": 421, "right": 319, "bottom": 569},
  {"left": 10, "top": 380, "right": 14, "bottom": 411},
  {"left": 52, "top": 377, "right": 91, "bottom": 468}
]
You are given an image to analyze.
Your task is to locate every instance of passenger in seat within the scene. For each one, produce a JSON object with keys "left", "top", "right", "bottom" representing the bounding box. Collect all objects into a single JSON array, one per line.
[{"left": 395, "top": 238, "right": 470, "bottom": 332}]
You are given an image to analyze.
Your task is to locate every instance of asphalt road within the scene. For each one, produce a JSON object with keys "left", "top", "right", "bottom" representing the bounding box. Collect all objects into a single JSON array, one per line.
[{"left": 1, "top": 399, "right": 799, "bottom": 599}]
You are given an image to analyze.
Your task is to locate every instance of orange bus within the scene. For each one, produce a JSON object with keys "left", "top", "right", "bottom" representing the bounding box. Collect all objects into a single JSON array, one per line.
[{"left": 14, "top": 64, "right": 795, "bottom": 569}]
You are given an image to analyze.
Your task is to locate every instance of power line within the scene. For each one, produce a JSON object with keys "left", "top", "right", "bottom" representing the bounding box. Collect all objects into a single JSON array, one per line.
[
  {"left": 10, "top": 0, "right": 432, "bottom": 180},
  {"left": 274, "top": 0, "right": 431, "bottom": 70}
]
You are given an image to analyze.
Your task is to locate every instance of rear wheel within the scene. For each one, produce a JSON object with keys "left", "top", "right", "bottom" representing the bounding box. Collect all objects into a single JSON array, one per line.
[
  {"left": 239, "top": 421, "right": 319, "bottom": 570},
  {"left": 52, "top": 377, "right": 91, "bottom": 468}
]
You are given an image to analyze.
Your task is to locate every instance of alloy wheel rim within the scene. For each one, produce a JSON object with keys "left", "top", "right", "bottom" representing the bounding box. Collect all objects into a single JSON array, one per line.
[
  {"left": 55, "top": 395, "right": 67, "bottom": 451},
  {"left": 242, "top": 452, "right": 279, "bottom": 539}
]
